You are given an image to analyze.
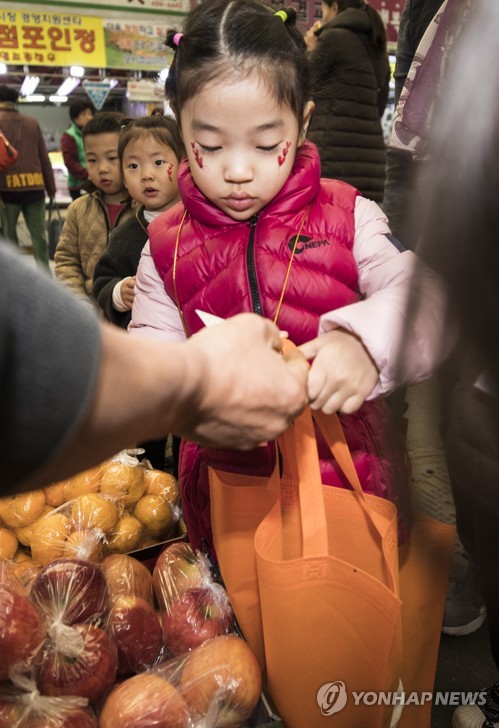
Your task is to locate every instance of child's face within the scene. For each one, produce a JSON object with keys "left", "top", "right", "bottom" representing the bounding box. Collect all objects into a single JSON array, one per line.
[
  {"left": 84, "top": 132, "right": 125, "bottom": 202},
  {"left": 180, "top": 69, "right": 313, "bottom": 221},
  {"left": 122, "top": 134, "right": 180, "bottom": 212}
]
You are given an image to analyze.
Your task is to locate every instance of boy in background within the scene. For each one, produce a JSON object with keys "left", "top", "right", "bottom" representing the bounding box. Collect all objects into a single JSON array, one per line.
[
  {"left": 55, "top": 112, "right": 136, "bottom": 300},
  {"left": 61, "top": 99, "right": 95, "bottom": 200}
]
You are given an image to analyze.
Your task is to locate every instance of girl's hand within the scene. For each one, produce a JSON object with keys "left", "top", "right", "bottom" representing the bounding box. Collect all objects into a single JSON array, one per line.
[
  {"left": 298, "top": 329, "right": 379, "bottom": 414},
  {"left": 121, "top": 276, "right": 136, "bottom": 310}
]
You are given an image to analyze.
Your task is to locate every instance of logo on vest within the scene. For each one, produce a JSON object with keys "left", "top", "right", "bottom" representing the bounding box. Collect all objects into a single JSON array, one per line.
[{"left": 288, "top": 235, "right": 331, "bottom": 254}]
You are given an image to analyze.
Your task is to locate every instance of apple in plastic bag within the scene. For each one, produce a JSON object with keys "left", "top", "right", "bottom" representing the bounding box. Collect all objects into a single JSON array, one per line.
[
  {"left": 162, "top": 583, "right": 234, "bottom": 656},
  {"left": 30, "top": 558, "right": 110, "bottom": 626},
  {"left": 111, "top": 594, "right": 163, "bottom": 675},
  {"left": 37, "top": 623, "right": 117, "bottom": 703},
  {"left": 18, "top": 706, "right": 98, "bottom": 728},
  {"left": 0, "top": 697, "right": 23, "bottom": 727},
  {"left": 100, "top": 553, "right": 154, "bottom": 606},
  {"left": 99, "top": 672, "right": 191, "bottom": 728},
  {"left": 180, "top": 635, "right": 262, "bottom": 728},
  {"left": 0, "top": 568, "right": 45, "bottom": 680},
  {"left": 152, "top": 542, "right": 209, "bottom": 611}
]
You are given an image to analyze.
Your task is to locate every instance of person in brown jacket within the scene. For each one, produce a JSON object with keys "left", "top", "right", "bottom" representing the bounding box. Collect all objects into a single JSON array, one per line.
[
  {"left": 55, "top": 112, "right": 136, "bottom": 300},
  {"left": 0, "top": 85, "right": 56, "bottom": 270}
]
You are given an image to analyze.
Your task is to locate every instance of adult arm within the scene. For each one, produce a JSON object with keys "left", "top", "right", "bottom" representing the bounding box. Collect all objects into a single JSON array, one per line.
[
  {"left": 61, "top": 132, "right": 88, "bottom": 182},
  {"left": 1, "top": 242, "right": 308, "bottom": 493}
]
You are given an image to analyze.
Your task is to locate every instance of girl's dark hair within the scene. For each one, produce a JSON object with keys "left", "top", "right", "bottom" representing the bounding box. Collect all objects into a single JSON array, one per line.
[
  {"left": 164, "top": 0, "right": 309, "bottom": 127},
  {"left": 82, "top": 111, "right": 127, "bottom": 140},
  {"left": 118, "top": 115, "right": 185, "bottom": 165},
  {"left": 323, "top": 0, "right": 387, "bottom": 54}
]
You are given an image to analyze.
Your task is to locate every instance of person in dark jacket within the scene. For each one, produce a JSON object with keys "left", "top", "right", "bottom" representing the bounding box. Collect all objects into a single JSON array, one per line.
[
  {"left": 305, "top": 0, "right": 390, "bottom": 202},
  {"left": 61, "top": 99, "right": 95, "bottom": 200},
  {"left": 409, "top": 2, "right": 499, "bottom": 724},
  {"left": 0, "top": 85, "right": 56, "bottom": 269},
  {"left": 93, "top": 114, "right": 184, "bottom": 472}
]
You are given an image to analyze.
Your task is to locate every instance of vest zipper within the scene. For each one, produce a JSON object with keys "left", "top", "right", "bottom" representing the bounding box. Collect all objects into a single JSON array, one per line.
[{"left": 246, "top": 214, "right": 263, "bottom": 315}]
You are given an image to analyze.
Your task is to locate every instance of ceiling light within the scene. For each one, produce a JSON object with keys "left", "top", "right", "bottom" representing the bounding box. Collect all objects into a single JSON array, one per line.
[
  {"left": 0, "top": 63, "right": 7, "bottom": 75},
  {"left": 49, "top": 95, "right": 67, "bottom": 103},
  {"left": 23, "top": 94, "right": 46, "bottom": 103},
  {"left": 69, "top": 65, "right": 85, "bottom": 78},
  {"left": 56, "top": 77, "right": 81, "bottom": 96},
  {"left": 19, "top": 75, "right": 40, "bottom": 96}
]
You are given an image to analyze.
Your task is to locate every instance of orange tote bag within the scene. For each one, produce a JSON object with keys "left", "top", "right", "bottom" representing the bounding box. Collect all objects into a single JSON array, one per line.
[{"left": 211, "top": 407, "right": 402, "bottom": 728}]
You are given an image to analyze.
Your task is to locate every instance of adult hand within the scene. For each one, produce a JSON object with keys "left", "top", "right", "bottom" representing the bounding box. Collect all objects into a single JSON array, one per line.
[
  {"left": 298, "top": 329, "right": 379, "bottom": 414},
  {"left": 181, "top": 313, "right": 309, "bottom": 448}
]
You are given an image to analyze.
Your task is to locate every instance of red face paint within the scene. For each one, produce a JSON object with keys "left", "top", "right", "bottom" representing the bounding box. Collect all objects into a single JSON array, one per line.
[
  {"left": 190, "top": 141, "right": 204, "bottom": 169},
  {"left": 166, "top": 162, "right": 173, "bottom": 182},
  {"left": 278, "top": 141, "right": 291, "bottom": 167}
]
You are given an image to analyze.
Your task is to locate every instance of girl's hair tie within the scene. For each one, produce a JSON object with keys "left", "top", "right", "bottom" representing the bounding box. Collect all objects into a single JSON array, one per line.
[
  {"left": 274, "top": 10, "right": 288, "bottom": 22},
  {"left": 173, "top": 32, "right": 184, "bottom": 47}
]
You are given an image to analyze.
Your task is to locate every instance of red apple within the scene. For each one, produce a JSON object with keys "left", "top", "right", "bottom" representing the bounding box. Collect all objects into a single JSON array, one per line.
[
  {"left": 162, "top": 583, "right": 234, "bottom": 656},
  {"left": 0, "top": 569, "right": 45, "bottom": 680},
  {"left": 100, "top": 554, "right": 153, "bottom": 606},
  {"left": 111, "top": 594, "right": 164, "bottom": 675},
  {"left": 37, "top": 623, "right": 117, "bottom": 703},
  {"left": 30, "top": 558, "right": 110, "bottom": 626},
  {"left": 99, "top": 672, "right": 191, "bottom": 728},
  {"left": 20, "top": 704, "right": 98, "bottom": 728},
  {"left": 180, "top": 635, "right": 262, "bottom": 727},
  {"left": 152, "top": 542, "right": 210, "bottom": 611}
]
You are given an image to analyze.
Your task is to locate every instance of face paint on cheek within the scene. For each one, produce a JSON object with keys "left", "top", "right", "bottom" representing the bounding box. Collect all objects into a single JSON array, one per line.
[
  {"left": 190, "top": 141, "right": 204, "bottom": 169},
  {"left": 166, "top": 163, "right": 173, "bottom": 182},
  {"left": 278, "top": 141, "right": 291, "bottom": 167}
]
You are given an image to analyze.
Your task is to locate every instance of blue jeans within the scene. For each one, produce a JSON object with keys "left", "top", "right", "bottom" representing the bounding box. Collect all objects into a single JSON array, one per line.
[{"left": 0, "top": 197, "right": 50, "bottom": 269}]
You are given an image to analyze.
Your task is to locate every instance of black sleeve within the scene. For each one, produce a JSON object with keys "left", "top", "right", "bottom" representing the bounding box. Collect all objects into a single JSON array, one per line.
[
  {"left": 0, "top": 241, "right": 101, "bottom": 489},
  {"left": 93, "top": 220, "right": 146, "bottom": 330}
]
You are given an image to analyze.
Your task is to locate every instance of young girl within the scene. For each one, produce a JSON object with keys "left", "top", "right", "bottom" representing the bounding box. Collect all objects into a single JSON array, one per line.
[
  {"left": 130, "top": 0, "right": 446, "bottom": 550},
  {"left": 93, "top": 115, "right": 184, "bottom": 328},
  {"left": 93, "top": 115, "right": 184, "bottom": 471}
]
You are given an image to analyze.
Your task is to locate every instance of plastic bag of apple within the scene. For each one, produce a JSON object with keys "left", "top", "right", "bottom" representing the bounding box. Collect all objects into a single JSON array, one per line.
[
  {"left": 0, "top": 553, "right": 264, "bottom": 728},
  {"left": 0, "top": 451, "right": 181, "bottom": 580}
]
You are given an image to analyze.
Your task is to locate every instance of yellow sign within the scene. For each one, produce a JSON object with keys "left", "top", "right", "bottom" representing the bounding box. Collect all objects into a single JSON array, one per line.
[{"left": 0, "top": 9, "right": 105, "bottom": 67}]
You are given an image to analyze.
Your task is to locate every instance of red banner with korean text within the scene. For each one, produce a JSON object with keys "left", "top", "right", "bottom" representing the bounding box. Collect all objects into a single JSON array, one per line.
[{"left": 0, "top": 9, "right": 105, "bottom": 68}]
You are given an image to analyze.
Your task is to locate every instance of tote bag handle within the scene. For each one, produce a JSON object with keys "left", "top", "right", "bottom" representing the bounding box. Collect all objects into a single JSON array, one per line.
[{"left": 277, "top": 398, "right": 398, "bottom": 592}]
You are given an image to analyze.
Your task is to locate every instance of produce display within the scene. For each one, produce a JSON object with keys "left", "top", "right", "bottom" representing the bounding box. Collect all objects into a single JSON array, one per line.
[
  {"left": 0, "top": 453, "right": 181, "bottom": 584},
  {"left": 0, "top": 542, "right": 262, "bottom": 727}
]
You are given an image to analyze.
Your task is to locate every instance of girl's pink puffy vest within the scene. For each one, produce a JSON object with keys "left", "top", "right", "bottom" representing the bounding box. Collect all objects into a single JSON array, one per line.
[{"left": 149, "top": 141, "right": 410, "bottom": 548}]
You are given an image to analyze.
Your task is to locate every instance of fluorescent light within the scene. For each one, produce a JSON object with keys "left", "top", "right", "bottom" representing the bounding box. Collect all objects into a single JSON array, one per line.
[
  {"left": 0, "top": 63, "right": 7, "bottom": 75},
  {"left": 69, "top": 65, "right": 85, "bottom": 78},
  {"left": 49, "top": 95, "right": 67, "bottom": 103},
  {"left": 56, "top": 77, "right": 81, "bottom": 96},
  {"left": 24, "top": 94, "right": 45, "bottom": 103},
  {"left": 103, "top": 77, "right": 119, "bottom": 89},
  {"left": 20, "top": 75, "right": 40, "bottom": 96}
]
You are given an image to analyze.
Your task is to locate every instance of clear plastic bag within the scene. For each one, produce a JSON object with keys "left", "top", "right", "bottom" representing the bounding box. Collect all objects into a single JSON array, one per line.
[
  {"left": 99, "top": 635, "right": 262, "bottom": 728},
  {"left": 28, "top": 557, "right": 117, "bottom": 704},
  {"left": 0, "top": 564, "right": 45, "bottom": 681},
  {"left": 152, "top": 542, "right": 234, "bottom": 657}
]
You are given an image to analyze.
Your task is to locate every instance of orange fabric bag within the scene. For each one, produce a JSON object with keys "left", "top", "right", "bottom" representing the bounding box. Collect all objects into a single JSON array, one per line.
[{"left": 211, "top": 406, "right": 402, "bottom": 727}]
